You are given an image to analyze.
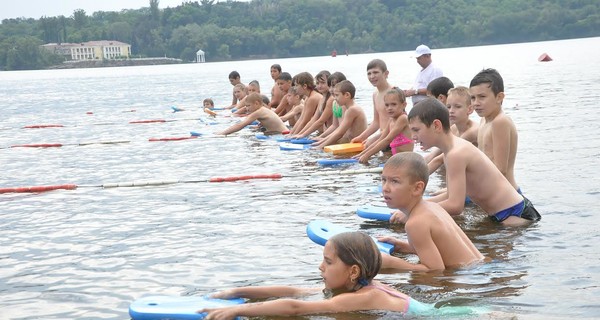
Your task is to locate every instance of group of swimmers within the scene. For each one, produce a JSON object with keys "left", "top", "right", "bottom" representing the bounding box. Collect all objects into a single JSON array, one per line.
[{"left": 196, "top": 45, "right": 541, "bottom": 319}]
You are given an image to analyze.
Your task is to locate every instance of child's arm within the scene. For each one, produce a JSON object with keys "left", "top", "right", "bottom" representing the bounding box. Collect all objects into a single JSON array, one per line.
[
  {"left": 351, "top": 93, "right": 379, "bottom": 143},
  {"left": 202, "top": 288, "right": 382, "bottom": 318},
  {"left": 211, "top": 285, "right": 320, "bottom": 300},
  {"left": 311, "top": 114, "right": 338, "bottom": 142},
  {"left": 280, "top": 104, "right": 302, "bottom": 122},
  {"left": 314, "top": 107, "right": 358, "bottom": 148},
  {"left": 404, "top": 221, "right": 446, "bottom": 270},
  {"left": 434, "top": 153, "right": 468, "bottom": 215},
  {"left": 290, "top": 95, "right": 318, "bottom": 134},
  {"left": 218, "top": 112, "right": 259, "bottom": 135},
  {"left": 490, "top": 118, "right": 513, "bottom": 177},
  {"left": 295, "top": 97, "right": 333, "bottom": 138},
  {"left": 379, "top": 253, "right": 431, "bottom": 272},
  {"left": 428, "top": 153, "right": 445, "bottom": 174},
  {"left": 353, "top": 127, "right": 389, "bottom": 163},
  {"left": 273, "top": 98, "right": 288, "bottom": 116}
]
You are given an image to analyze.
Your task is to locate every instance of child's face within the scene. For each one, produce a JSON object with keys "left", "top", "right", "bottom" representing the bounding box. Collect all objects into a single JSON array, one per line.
[
  {"left": 247, "top": 85, "right": 259, "bottom": 94},
  {"left": 333, "top": 88, "right": 347, "bottom": 106},
  {"left": 470, "top": 83, "right": 503, "bottom": 118},
  {"left": 319, "top": 241, "right": 353, "bottom": 291},
  {"left": 270, "top": 68, "right": 280, "bottom": 80},
  {"left": 233, "top": 88, "right": 246, "bottom": 99},
  {"left": 277, "top": 80, "right": 291, "bottom": 92},
  {"left": 446, "top": 93, "right": 472, "bottom": 125},
  {"left": 203, "top": 101, "right": 213, "bottom": 108},
  {"left": 287, "top": 93, "right": 299, "bottom": 105},
  {"left": 229, "top": 77, "right": 240, "bottom": 85},
  {"left": 315, "top": 77, "right": 329, "bottom": 94},
  {"left": 409, "top": 117, "right": 436, "bottom": 151},
  {"left": 383, "top": 94, "right": 406, "bottom": 118},
  {"left": 295, "top": 84, "right": 307, "bottom": 96},
  {"left": 381, "top": 165, "right": 419, "bottom": 209},
  {"left": 366, "top": 67, "right": 386, "bottom": 87},
  {"left": 246, "top": 100, "right": 261, "bottom": 112}
]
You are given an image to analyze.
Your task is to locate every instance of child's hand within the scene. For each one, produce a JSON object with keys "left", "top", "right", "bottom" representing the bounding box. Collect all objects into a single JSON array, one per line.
[
  {"left": 209, "top": 289, "right": 238, "bottom": 299},
  {"left": 389, "top": 210, "right": 408, "bottom": 224},
  {"left": 351, "top": 137, "right": 363, "bottom": 143},
  {"left": 199, "top": 306, "right": 237, "bottom": 320}
]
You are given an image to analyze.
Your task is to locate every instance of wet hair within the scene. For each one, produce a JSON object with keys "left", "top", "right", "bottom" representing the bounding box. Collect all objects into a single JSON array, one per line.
[
  {"left": 292, "top": 72, "right": 315, "bottom": 90},
  {"left": 329, "top": 231, "right": 381, "bottom": 291},
  {"left": 315, "top": 70, "right": 330, "bottom": 83},
  {"left": 407, "top": 97, "right": 450, "bottom": 133},
  {"left": 384, "top": 87, "right": 406, "bottom": 103},
  {"left": 327, "top": 72, "right": 346, "bottom": 87},
  {"left": 278, "top": 72, "right": 292, "bottom": 82},
  {"left": 270, "top": 64, "right": 282, "bottom": 72},
  {"left": 469, "top": 68, "right": 504, "bottom": 95},
  {"left": 261, "top": 94, "right": 270, "bottom": 105},
  {"left": 202, "top": 98, "right": 214, "bottom": 106},
  {"left": 334, "top": 80, "right": 356, "bottom": 99},
  {"left": 245, "top": 92, "right": 263, "bottom": 105},
  {"left": 427, "top": 76, "right": 454, "bottom": 99},
  {"left": 366, "top": 59, "right": 387, "bottom": 72},
  {"left": 248, "top": 80, "right": 260, "bottom": 92},
  {"left": 384, "top": 152, "right": 429, "bottom": 188},
  {"left": 228, "top": 71, "right": 240, "bottom": 80},
  {"left": 447, "top": 86, "right": 471, "bottom": 107}
]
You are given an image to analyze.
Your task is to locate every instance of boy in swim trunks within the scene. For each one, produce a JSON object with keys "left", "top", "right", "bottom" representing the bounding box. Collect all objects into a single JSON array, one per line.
[
  {"left": 470, "top": 68, "right": 520, "bottom": 191},
  {"left": 378, "top": 152, "right": 484, "bottom": 271},
  {"left": 401, "top": 98, "right": 540, "bottom": 226},
  {"left": 218, "top": 93, "right": 288, "bottom": 135},
  {"left": 312, "top": 80, "right": 367, "bottom": 148},
  {"left": 351, "top": 59, "right": 394, "bottom": 149}
]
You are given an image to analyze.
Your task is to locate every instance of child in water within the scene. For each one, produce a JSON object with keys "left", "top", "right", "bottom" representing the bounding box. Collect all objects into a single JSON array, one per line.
[
  {"left": 199, "top": 231, "right": 484, "bottom": 319},
  {"left": 353, "top": 87, "right": 414, "bottom": 163}
]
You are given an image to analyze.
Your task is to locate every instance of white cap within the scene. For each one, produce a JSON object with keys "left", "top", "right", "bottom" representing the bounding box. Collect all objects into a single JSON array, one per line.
[{"left": 414, "top": 44, "right": 431, "bottom": 57}]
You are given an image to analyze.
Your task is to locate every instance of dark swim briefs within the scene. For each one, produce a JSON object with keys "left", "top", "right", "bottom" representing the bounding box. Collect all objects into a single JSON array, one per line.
[{"left": 491, "top": 196, "right": 541, "bottom": 223}]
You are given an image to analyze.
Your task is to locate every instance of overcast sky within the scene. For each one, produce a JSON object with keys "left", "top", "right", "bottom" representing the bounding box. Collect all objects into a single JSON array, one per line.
[{"left": 1, "top": 0, "right": 192, "bottom": 20}]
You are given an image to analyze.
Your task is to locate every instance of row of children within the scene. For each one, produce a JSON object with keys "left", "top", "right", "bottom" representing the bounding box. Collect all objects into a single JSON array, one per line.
[{"left": 196, "top": 46, "right": 540, "bottom": 319}]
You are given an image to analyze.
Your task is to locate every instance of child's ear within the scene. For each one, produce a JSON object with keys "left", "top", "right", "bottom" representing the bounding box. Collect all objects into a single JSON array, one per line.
[
  {"left": 495, "top": 92, "right": 505, "bottom": 104},
  {"left": 412, "top": 180, "right": 425, "bottom": 194},
  {"left": 467, "top": 104, "right": 474, "bottom": 115},
  {"left": 432, "top": 119, "right": 443, "bottom": 132}
]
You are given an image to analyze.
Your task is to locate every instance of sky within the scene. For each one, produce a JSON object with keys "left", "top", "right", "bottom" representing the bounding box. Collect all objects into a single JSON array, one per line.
[{"left": 0, "top": 0, "right": 191, "bottom": 20}]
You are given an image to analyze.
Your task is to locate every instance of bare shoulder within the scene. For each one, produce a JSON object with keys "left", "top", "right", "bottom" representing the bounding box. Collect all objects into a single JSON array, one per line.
[{"left": 491, "top": 113, "right": 516, "bottom": 129}]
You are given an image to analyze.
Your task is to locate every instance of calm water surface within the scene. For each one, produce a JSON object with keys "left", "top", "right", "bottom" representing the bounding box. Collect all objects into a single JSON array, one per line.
[{"left": 1, "top": 37, "right": 599, "bottom": 319}]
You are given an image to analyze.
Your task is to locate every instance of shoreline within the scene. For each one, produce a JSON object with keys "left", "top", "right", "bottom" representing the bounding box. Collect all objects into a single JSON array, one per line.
[{"left": 47, "top": 57, "right": 185, "bottom": 69}]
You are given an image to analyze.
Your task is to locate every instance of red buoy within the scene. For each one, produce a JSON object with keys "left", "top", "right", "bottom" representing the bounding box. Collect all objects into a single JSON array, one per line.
[
  {"left": 11, "top": 143, "right": 63, "bottom": 148},
  {"left": 538, "top": 53, "right": 553, "bottom": 62},
  {"left": 129, "top": 119, "right": 166, "bottom": 124},
  {"left": 0, "top": 184, "right": 77, "bottom": 194},
  {"left": 22, "top": 124, "right": 64, "bottom": 129},
  {"left": 148, "top": 136, "right": 198, "bottom": 142}
]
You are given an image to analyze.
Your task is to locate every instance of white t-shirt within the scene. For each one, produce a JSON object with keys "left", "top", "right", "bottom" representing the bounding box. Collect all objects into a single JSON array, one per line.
[{"left": 412, "top": 63, "right": 443, "bottom": 105}]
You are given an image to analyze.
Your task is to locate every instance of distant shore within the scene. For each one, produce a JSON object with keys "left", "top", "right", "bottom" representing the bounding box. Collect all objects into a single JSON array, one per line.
[{"left": 48, "top": 57, "right": 185, "bottom": 69}]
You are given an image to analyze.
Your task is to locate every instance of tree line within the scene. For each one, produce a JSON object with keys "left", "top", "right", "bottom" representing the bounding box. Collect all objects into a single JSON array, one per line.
[{"left": 1, "top": 0, "right": 599, "bottom": 70}]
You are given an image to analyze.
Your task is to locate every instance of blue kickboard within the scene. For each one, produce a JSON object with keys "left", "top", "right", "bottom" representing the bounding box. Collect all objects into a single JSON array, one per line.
[
  {"left": 356, "top": 205, "right": 394, "bottom": 221},
  {"left": 190, "top": 131, "right": 203, "bottom": 136},
  {"left": 317, "top": 158, "right": 358, "bottom": 166},
  {"left": 290, "top": 138, "right": 315, "bottom": 144},
  {"left": 306, "top": 220, "right": 393, "bottom": 254},
  {"left": 129, "top": 295, "right": 244, "bottom": 320},
  {"left": 279, "top": 142, "right": 311, "bottom": 151}
]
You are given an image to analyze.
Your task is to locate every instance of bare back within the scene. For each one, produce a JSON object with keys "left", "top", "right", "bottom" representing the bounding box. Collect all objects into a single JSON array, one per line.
[
  {"left": 477, "top": 113, "right": 518, "bottom": 189},
  {"left": 445, "top": 135, "right": 522, "bottom": 215},
  {"left": 255, "top": 107, "right": 288, "bottom": 134},
  {"left": 341, "top": 103, "right": 368, "bottom": 142},
  {"left": 407, "top": 200, "right": 483, "bottom": 268}
]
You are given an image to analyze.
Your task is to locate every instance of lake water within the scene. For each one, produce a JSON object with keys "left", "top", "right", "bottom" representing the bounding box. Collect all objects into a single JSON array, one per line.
[{"left": 1, "top": 37, "right": 599, "bottom": 319}]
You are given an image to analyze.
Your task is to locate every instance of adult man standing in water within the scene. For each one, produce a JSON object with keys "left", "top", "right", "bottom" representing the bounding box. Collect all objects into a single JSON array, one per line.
[{"left": 405, "top": 44, "right": 443, "bottom": 106}]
